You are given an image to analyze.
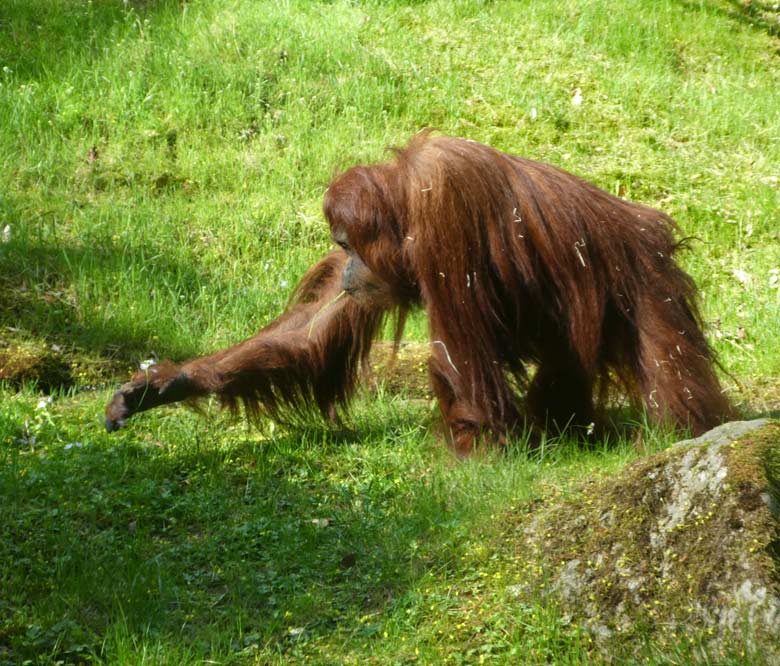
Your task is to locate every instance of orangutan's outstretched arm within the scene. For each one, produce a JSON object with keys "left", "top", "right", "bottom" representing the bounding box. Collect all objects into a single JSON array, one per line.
[{"left": 105, "top": 251, "right": 386, "bottom": 431}]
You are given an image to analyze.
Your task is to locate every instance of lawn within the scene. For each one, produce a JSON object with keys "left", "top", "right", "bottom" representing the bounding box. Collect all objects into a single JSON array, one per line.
[{"left": 1, "top": 0, "right": 779, "bottom": 663}]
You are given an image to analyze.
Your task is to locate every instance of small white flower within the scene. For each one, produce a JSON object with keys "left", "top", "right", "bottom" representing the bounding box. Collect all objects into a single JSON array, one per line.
[
  {"left": 139, "top": 358, "right": 157, "bottom": 371},
  {"left": 530, "top": 107, "right": 538, "bottom": 121},
  {"left": 1, "top": 225, "right": 10, "bottom": 243},
  {"left": 731, "top": 269, "right": 752, "bottom": 286},
  {"left": 572, "top": 88, "right": 583, "bottom": 107},
  {"left": 64, "top": 442, "right": 85, "bottom": 450},
  {"left": 769, "top": 268, "right": 780, "bottom": 290},
  {"left": 36, "top": 396, "right": 53, "bottom": 410},
  {"left": 280, "top": 280, "right": 289, "bottom": 288}
]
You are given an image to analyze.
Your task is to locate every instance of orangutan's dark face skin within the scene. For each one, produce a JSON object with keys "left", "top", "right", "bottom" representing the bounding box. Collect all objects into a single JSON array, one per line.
[{"left": 331, "top": 227, "right": 394, "bottom": 308}]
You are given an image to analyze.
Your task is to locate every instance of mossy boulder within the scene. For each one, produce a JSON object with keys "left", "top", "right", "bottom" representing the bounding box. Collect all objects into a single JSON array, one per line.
[{"left": 518, "top": 419, "right": 780, "bottom": 659}]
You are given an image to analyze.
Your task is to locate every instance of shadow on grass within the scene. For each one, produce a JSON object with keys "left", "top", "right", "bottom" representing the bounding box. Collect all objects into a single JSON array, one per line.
[
  {"left": 0, "top": 0, "right": 183, "bottom": 81},
  {"left": 0, "top": 233, "right": 219, "bottom": 362},
  {"left": 722, "top": 0, "right": 780, "bottom": 37},
  {"left": 676, "top": 0, "right": 780, "bottom": 39},
  {"left": 0, "top": 406, "right": 471, "bottom": 663}
]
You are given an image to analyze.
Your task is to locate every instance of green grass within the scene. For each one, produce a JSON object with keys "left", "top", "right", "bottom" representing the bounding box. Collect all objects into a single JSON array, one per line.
[
  {"left": 0, "top": 388, "right": 667, "bottom": 665},
  {"left": 1, "top": 0, "right": 779, "bottom": 663}
]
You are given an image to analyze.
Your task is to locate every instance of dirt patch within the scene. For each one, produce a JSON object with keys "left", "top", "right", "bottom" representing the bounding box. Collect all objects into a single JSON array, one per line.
[
  {"left": 0, "top": 339, "right": 72, "bottom": 392},
  {"left": 368, "top": 341, "right": 433, "bottom": 399},
  {"left": 0, "top": 335, "right": 125, "bottom": 392}
]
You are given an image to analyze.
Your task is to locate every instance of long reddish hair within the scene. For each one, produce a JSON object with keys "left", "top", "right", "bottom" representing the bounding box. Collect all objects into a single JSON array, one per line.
[{"left": 106, "top": 132, "right": 732, "bottom": 445}]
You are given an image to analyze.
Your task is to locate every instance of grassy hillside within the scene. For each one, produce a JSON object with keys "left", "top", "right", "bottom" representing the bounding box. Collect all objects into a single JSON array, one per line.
[{"left": 1, "top": 0, "right": 779, "bottom": 664}]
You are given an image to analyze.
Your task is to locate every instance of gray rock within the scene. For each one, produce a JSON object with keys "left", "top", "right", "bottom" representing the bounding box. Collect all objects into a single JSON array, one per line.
[
  {"left": 518, "top": 420, "right": 780, "bottom": 661},
  {"left": 673, "top": 419, "right": 770, "bottom": 448}
]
